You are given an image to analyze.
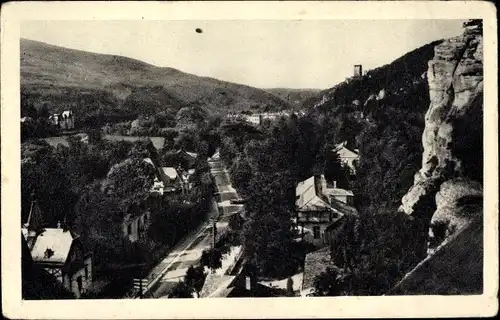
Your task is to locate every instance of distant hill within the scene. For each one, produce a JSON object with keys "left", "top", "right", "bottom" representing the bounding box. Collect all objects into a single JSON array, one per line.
[
  {"left": 20, "top": 39, "right": 291, "bottom": 126},
  {"left": 265, "top": 88, "right": 321, "bottom": 109}
]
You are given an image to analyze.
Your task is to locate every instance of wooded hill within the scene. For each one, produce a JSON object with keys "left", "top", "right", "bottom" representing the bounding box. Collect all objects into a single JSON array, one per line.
[{"left": 21, "top": 39, "right": 291, "bottom": 127}]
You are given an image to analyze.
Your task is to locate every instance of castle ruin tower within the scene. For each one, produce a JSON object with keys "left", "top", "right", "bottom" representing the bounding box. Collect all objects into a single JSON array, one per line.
[{"left": 354, "top": 64, "right": 363, "bottom": 78}]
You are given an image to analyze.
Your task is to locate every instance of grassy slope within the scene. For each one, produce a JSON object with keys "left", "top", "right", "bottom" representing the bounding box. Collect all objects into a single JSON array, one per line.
[{"left": 21, "top": 39, "right": 291, "bottom": 119}]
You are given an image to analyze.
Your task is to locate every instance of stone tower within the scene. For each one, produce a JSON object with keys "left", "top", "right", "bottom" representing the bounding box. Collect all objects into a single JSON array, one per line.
[{"left": 354, "top": 64, "right": 363, "bottom": 77}]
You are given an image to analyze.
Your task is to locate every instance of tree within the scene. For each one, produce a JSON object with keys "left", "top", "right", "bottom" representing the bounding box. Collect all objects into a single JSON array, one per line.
[
  {"left": 200, "top": 248, "right": 223, "bottom": 272},
  {"left": 21, "top": 142, "right": 77, "bottom": 226},
  {"left": 313, "top": 267, "right": 346, "bottom": 296},
  {"left": 169, "top": 281, "right": 194, "bottom": 298},
  {"left": 176, "top": 106, "right": 209, "bottom": 129},
  {"left": 74, "top": 183, "right": 126, "bottom": 266},
  {"left": 229, "top": 156, "right": 253, "bottom": 198},
  {"left": 86, "top": 128, "right": 102, "bottom": 144},
  {"left": 324, "top": 151, "right": 351, "bottom": 189},
  {"left": 102, "top": 157, "right": 156, "bottom": 209},
  {"left": 184, "top": 265, "right": 206, "bottom": 297},
  {"left": 228, "top": 213, "right": 244, "bottom": 232}
]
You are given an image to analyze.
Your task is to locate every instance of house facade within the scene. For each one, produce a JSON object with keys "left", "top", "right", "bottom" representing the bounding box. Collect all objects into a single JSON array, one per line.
[
  {"left": 324, "top": 181, "right": 355, "bottom": 206},
  {"left": 295, "top": 175, "right": 358, "bottom": 247},
  {"left": 159, "top": 166, "right": 184, "bottom": 194},
  {"left": 49, "top": 110, "right": 75, "bottom": 130},
  {"left": 295, "top": 176, "right": 342, "bottom": 247},
  {"left": 22, "top": 199, "right": 93, "bottom": 298},
  {"left": 333, "top": 141, "right": 359, "bottom": 175},
  {"left": 122, "top": 211, "right": 150, "bottom": 243}
]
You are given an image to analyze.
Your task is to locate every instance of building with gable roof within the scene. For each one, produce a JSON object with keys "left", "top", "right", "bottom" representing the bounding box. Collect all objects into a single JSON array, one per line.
[
  {"left": 61, "top": 110, "right": 75, "bottom": 129},
  {"left": 49, "top": 110, "right": 75, "bottom": 130},
  {"left": 22, "top": 197, "right": 93, "bottom": 298},
  {"left": 159, "top": 166, "right": 184, "bottom": 194},
  {"left": 295, "top": 175, "right": 357, "bottom": 247},
  {"left": 333, "top": 141, "right": 359, "bottom": 175}
]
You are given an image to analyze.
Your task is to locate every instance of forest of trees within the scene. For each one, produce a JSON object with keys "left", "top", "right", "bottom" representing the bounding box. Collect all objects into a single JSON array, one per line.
[
  {"left": 305, "top": 42, "right": 440, "bottom": 296},
  {"left": 218, "top": 114, "right": 347, "bottom": 279},
  {"left": 21, "top": 108, "right": 219, "bottom": 295}
]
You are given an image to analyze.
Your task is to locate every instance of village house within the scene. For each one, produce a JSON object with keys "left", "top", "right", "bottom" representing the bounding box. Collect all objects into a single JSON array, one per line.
[
  {"left": 121, "top": 158, "right": 165, "bottom": 243},
  {"left": 323, "top": 180, "right": 355, "bottom": 206},
  {"left": 22, "top": 197, "right": 93, "bottom": 298},
  {"left": 174, "top": 149, "right": 198, "bottom": 169},
  {"left": 295, "top": 175, "right": 357, "bottom": 247},
  {"left": 181, "top": 168, "right": 196, "bottom": 191},
  {"left": 22, "top": 234, "right": 75, "bottom": 299},
  {"left": 49, "top": 110, "right": 75, "bottom": 130},
  {"left": 333, "top": 141, "right": 359, "bottom": 175},
  {"left": 159, "top": 166, "right": 184, "bottom": 194},
  {"left": 231, "top": 112, "right": 290, "bottom": 126},
  {"left": 208, "top": 150, "right": 220, "bottom": 163},
  {"left": 122, "top": 210, "right": 150, "bottom": 243}
]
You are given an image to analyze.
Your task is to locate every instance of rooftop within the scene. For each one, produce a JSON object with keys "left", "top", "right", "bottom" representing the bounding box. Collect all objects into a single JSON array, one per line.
[
  {"left": 295, "top": 176, "right": 332, "bottom": 212},
  {"left": 302, "top": 247, "right": 337, "bottom": 291},
  {"left": 333, "top": 142, "right": 359, "bottom": 159},
  {"left": 325, "top": 187, "right": 354, "bottom": 197},
  {"left": 199, "top": 274, "right": 236, "bottom": 298},
  {"left": 31, "top": 228, "right": 77, "bottom": 265},
  {"left": 161, "top": 167, "right": 178, "bottom": 180}
]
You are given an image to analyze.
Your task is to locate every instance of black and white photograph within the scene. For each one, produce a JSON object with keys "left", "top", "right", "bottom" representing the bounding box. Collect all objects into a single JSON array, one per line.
[{"left": 1, "top": 1, "right": 497, "bottom": 319}]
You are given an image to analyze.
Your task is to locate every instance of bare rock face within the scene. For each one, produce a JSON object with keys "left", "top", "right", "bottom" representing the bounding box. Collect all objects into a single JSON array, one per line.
[{"left": 399, "top": 21, "right": 483, "bottom": 257}]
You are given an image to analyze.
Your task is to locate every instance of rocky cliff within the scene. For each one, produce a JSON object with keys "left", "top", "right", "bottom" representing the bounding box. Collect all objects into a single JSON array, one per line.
[{"left": 392, "top": 20, "right": 484, "bottom": 293}]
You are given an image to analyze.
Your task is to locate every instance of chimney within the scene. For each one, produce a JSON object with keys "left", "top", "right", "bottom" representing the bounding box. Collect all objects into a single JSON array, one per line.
[
  {"left": 320, "top": 174, "right": 327, "bottom": 192},
  {"left": 57, "top": 221, "right": 61, "bottom": 229},
  {"left": 333, "top": 181, "right": 337, "bottom": 189}
]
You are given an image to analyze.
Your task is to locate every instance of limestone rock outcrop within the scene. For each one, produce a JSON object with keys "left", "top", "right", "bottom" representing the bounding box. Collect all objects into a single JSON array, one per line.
[
  {"left": 391, "top": 20, "right": 484, "bottom": 294},
  {"left": 399, "top": 20, "right": 483, "bottom": 226}
]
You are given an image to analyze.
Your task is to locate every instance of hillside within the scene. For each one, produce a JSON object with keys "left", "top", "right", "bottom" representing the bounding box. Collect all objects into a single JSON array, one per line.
[
  {"left": 302, "top": 40, "right": 443, "bottom": 114},
  {"left": 265, "top": 88, "right": 321, "bottom": 109},
  {"left": 20, "top": 39, "right": 291, "bottom": 126}
]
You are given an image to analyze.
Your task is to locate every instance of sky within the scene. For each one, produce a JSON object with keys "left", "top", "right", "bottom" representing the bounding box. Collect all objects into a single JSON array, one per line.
[{"left": 22, "top": 20, "right": 466, "bottom": 89}]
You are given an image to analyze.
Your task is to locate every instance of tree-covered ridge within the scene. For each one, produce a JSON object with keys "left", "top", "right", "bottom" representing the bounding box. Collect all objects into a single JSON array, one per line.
[
  {"left": 256, "top": 39, "right": 450, "bottom": 296},
  {"left": 21, "top": 38, "right": 291, "bottom": 131},
  {"left": 303, "top": 40, "right": 442, "bottom": 113}
]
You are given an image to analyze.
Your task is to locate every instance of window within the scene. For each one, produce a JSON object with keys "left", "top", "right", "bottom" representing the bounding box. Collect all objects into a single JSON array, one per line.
[
  {"left": 127, "top": 224, "right": 132, "bottom": 235},
  {"left": 85, "top": 265, "right": 89, "bottom": 279},
  {"left": 313, "top": 226, "right": 321, "bottom": 239}
]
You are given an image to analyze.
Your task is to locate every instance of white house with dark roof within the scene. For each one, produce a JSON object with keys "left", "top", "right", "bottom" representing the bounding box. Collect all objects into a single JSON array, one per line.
[
  {"left": 295, "top": 175, "right": 357, "bottom": 247},
  {"left": 333, "top": 141, "right": 359, "bottom": 174},
  {"left": 323, "top": 180, "right": 355, "bottom": 206},
  {"left": 159, "top": 166, "right": 183, "bottom": 194},
  {"left": 122, "top": 211, "right": 150, "bottom": 243},
  {"left": 22, "top": 198, "right": 92, "bottom": 298},
  {"left": 295, "top": 176, "right": 342, "bottom": 246},
  {"left": 61, "top": 110, "right": 75, "bottom": 130}
]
